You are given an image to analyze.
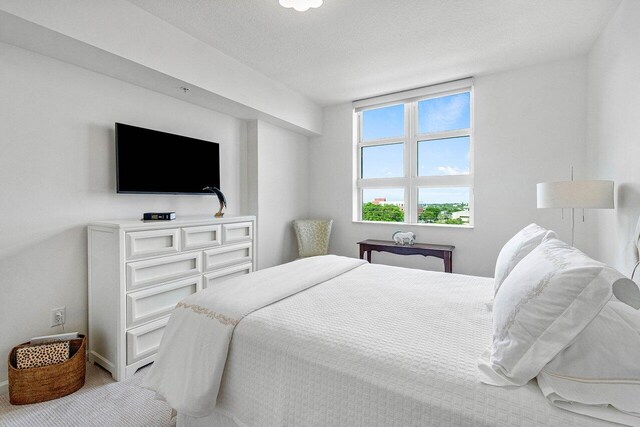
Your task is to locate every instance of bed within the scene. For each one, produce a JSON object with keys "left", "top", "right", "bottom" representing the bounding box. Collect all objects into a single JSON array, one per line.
[{"left": 145, "top": 255, "right": 623, "bottom": 426}]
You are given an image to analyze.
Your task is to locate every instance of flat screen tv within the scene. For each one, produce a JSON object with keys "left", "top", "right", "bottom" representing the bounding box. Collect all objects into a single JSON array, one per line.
[{"left": 116, "top": 123, "right": 220, "bottom": 194}]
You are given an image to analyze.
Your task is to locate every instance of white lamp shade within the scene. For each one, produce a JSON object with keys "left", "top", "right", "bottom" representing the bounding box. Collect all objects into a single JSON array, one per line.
[{"left": 537, "top": 180, "right": 614, "bottom": 209}]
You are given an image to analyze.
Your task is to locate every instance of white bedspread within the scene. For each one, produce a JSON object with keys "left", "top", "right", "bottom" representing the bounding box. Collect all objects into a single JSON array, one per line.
[
  {"left": 143, "top": 255, "right": 366, "bottom": 417},
  {"left": 177, "top": 262, "right": 616, "bottom": 426}
]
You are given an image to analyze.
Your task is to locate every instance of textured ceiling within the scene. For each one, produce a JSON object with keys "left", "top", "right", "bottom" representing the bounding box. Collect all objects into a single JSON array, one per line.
[{"left": 127, "top": 0, "right": 620, "bottom": 106}]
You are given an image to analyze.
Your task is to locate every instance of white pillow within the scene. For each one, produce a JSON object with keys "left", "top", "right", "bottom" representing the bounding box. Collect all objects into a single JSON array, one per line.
[
  {"left": 494, "top": 223, "right": 556, "bottom": 296},
  {"left": 479, "top": 236, "right": 615, "bottom": 386},
  {"left": 537, "top": 301, "right": 640, "bottom": 425}
]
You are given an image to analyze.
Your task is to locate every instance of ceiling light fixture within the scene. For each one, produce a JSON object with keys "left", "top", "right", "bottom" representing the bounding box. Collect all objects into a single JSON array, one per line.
[{"left": 279, "top": 0, "right": 323, "bottom": 12}]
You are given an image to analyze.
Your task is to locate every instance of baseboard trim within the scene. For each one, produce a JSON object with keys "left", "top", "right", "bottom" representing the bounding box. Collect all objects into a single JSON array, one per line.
[{"left": 0, "top": 380, "right": 8, "bottom": 395}]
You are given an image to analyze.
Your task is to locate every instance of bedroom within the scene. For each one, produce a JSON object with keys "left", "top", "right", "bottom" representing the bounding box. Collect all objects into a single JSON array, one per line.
[{"left": 1, "top": 0, "right": 639, "bottom": 425}]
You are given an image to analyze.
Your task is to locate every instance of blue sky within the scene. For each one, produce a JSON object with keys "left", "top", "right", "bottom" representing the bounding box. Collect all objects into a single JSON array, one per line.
[
  {"left": 418, "top": 92, "right": 470, "bottom": 133},
  {"left": 362, "top": 104, "right": 404, "bottom": 141},
  {"left": 361, "top": 92, "right": 470, "bottom": 204},
  {"left": 418, "top": 187, "right": 469, "bottom": 205},
  {"left": 363, "top": 187, "right": 469, "bottom": 205}
]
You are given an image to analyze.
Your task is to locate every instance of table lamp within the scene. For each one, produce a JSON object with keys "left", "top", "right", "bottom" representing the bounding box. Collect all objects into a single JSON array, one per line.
[{"left": 537, "top": 168, "right": 614, "bottom": 246}]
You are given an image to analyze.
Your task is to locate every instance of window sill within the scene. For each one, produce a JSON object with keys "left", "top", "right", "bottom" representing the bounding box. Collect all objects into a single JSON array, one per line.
[{"left": 352, "top": 220, "right": 474, "bottom": 229}]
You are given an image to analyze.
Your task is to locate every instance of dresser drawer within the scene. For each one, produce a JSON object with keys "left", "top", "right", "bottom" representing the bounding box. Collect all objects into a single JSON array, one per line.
[
  {"left": 126, "top": 252, "right": 201, "bottom": 291},
  {"left": 203, "top": 263, "right": 253, "bottom": 289},
  {"left": 181, "top": 225, "right": 222, "bottom": 250},
  {"left": 126, "top": 229, "right": 180, "bottom": 260},
  {"left": 126, "top": 317, "right": 168, "bottom": 365},
  {"left": 222, "top": 222, "right": 253, "bottom": 244},
  {"left": 126, "top": 276, "right": 201, "bottom": 328},
  {"left": 204, "top": 242, "right": 252, "bottom": 271}
]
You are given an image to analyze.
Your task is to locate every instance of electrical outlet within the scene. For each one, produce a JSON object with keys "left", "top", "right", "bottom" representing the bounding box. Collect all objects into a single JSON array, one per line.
[{"left": 50, "top": 306, "right": 66, "bottom": 327}]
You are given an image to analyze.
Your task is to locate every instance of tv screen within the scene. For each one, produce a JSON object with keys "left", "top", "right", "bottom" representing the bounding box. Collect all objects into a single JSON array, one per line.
[{"left": 116, "top": 123, "right": 220, "bottom": 194}]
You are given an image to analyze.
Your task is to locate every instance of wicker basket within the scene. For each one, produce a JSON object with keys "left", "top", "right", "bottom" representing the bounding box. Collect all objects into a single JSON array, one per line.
[{"left": 8, "top": 335, "right": 86, "bottom": 405}]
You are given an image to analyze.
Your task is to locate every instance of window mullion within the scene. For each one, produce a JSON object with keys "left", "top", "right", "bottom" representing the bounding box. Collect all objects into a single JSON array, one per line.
[
  {"left": 355, "top": 112, "right": 362, "bottom": 221},
  {"left": 358, "top": 137, "right": 405, "bottom": 148},
  {"left": 406, "top": 101, "right": 416, "bottom": 224},
  {"left": 415, "top": 128, "right": 470, "bottom": 141}
]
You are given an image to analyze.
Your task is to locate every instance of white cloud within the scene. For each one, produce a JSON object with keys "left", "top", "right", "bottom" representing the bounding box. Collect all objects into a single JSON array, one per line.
[
  {"left": 422, "top": 94, "right": 468, "bottom": 131},
  {"left": 437, "top": 165, "right": 468, "bottom": 175}
]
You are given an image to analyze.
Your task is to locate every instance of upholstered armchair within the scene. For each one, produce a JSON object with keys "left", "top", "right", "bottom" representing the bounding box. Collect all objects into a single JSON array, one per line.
[{"left": 292, "top": 219, "right": 333, "bottom": 258}]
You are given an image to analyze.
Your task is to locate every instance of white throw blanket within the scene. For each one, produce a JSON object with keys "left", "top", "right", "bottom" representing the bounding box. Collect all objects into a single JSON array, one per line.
[{"left": 142, "top": 255, "right": 367, "bottom": 417}]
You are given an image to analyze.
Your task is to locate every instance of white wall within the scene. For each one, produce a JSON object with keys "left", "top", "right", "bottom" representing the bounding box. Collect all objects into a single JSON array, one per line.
[
  {"left": 585, "top": 0, "right": 640, "bottom": 274},
  {"left": 0, "top": 42, "right": 249, "bottom": 385},
  {"left": 309, "top": 57, "right": 588, "bottom": 277},
  {"left": 249, "top": 121, "right": 310, "bottom": 269}
]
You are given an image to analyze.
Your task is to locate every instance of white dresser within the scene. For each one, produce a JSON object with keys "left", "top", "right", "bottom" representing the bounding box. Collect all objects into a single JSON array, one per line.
[{"left": 87, "top": 215, "right": 256, "bottom": 381}]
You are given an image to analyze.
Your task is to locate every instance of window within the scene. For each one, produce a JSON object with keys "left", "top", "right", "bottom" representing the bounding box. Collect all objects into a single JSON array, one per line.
[{"left": 354, "top": 79, "right": 473, "bottom": 225}]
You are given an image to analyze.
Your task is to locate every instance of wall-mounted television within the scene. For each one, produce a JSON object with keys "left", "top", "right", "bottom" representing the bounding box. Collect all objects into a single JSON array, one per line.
[{"left": 116, "top": 123, "right": 220, "bottom": 194}]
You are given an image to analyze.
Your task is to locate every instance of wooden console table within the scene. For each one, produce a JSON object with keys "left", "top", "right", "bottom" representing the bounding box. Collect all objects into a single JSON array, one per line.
[{"left": 357, "top": 239, "right": 455, "bottom": 273}]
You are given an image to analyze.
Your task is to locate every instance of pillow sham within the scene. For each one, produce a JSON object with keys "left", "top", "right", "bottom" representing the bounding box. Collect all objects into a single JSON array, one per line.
[
  {"left": 493, "top": 223, "right": 556, "bottom": 296},
  {"left": 479, "top": 236, "right": 616, "bottom": 387},
  {"left": 537, "top": 301, "right": 640, "bottom": 426}
]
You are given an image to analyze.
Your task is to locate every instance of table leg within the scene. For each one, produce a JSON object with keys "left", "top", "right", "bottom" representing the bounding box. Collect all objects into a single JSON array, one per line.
[
  {"left": 367, "top": 250, "right": 372, "bottom": 263},
  {"left": 359, "top": 245, "right": 365, "bottom": 260},
  {"left": 444, "top": 251, "right": 452, "bottom": 273}
]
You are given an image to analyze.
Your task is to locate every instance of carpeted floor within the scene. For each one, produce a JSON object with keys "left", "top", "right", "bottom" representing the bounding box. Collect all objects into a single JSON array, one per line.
[{"left": 0, "top": 363, "right": 173, "bottom": 427}]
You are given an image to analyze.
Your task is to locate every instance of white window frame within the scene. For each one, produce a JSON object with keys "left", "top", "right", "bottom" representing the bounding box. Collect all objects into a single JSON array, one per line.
[{"left": 353, "top": 78, "right": 474, "bottom": 227}]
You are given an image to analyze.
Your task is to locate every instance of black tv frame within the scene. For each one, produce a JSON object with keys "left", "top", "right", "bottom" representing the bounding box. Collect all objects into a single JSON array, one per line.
[{"left": 115, "top": 123, "right": 221, "bottom": 195}]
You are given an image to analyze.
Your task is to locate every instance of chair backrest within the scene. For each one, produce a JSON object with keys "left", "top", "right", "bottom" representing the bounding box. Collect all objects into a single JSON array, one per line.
[{"left": 292, "top": 219, "right": 333, "bottom": 258}]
